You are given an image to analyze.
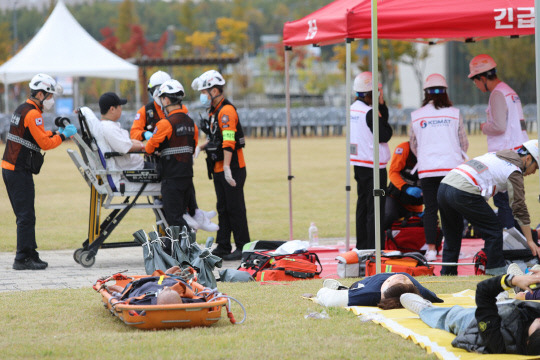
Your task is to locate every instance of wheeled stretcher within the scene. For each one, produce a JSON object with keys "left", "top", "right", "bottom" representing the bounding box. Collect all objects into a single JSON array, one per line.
[
  {"left": 66, "top": 108, "right": 166, "bottom": 267},
  {"left": 94, "top": 272, "right": 241, "bottom": 330}
]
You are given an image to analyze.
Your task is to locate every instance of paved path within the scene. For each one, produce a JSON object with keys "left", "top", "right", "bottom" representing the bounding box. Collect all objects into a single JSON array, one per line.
[{"left": 0, "top": 247, "right": 239, "bottom": 293}]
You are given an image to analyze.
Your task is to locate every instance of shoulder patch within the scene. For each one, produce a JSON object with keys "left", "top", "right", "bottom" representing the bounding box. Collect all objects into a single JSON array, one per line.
[
  {"left": 135, "top": 113, "right": 141, "bottom": 120},
  {"left": 394, "top": 147, "right": 403, "bottom": 154},
  {"left": 478, "top": 321, "right": 487, "bottom": 332},
  {"left": 223, "top": 124, "right": 229, "bottom": 128},
  {"left": 35, "top": 117, "right": 43, "bottom": 126},
  {"left": 222, "top": 115, "right": 229, "bottom": 123}
]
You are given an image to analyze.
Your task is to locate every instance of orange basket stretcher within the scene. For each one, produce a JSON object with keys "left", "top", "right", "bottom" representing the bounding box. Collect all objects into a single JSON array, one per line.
[{"left": 94, "top": 273, "right": 238, "bottom": 330}]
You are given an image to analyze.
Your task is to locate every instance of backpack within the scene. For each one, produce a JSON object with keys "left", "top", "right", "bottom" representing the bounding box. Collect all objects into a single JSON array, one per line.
[
  {"left": 365, "top": 252, "right": 434, "bottom": 276},
  {"left": 238, "top": 250, "right": 323, "bottom": 281},
  {"left": 385, "top": 216, "right": 442, "bottom": 254}
]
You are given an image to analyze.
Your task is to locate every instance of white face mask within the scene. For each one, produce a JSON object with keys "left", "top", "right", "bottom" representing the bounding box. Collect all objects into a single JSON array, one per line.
[
  {"left": 42, "top": 97, "right": 54, "bottom": 111},
  {"left": 153, "top": 95, "right": 163, "bottom": 109}
]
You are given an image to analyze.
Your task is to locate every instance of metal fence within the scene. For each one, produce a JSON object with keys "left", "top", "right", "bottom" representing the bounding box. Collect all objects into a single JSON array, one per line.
[{"left": 0, "top": 104, "right": 537, "bottom": 142}]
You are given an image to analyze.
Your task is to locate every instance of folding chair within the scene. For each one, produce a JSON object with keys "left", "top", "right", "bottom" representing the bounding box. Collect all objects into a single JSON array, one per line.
[{"left": 65, "top": 108, "right": 166, "bottom": 267}]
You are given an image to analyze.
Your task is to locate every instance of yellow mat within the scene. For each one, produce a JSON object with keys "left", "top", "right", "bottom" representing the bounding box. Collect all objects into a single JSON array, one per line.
[{"left": 348, "top": 290, "right": 540, "bottom": 360}]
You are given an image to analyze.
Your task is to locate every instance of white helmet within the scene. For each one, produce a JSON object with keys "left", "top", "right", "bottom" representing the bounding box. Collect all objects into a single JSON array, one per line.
[
  {"left": 29, "top": 73, "right": 62, "bottom": 95},
  {"left": 148, "top": 71, "right": 171, "bottom": 97},
  {"left": 193, "top": 70, "right": 226, "bottom": 91},
  {"left": 353, "top": 71, "right": 372, "bottom": 93},
  {"left": 423, "top": 73, "right": 448, "bottom": 89},
  {"left": 157, "top": 79, "right": 185, "bottom": 98},
  {"left": 468, "top": 54, "right": 497, "bottom": 78},
  {"left": 522, "top": 140, "right": 539, "bottom": 164}
]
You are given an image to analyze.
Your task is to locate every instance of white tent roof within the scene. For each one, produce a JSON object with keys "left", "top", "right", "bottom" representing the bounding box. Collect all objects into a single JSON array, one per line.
[{"left": 0, "top": 0, "right": 138, "bottom": 84}]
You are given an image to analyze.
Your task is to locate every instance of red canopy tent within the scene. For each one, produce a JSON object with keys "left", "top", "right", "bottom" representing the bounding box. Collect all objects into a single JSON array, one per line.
[{"left": 281, "top": 0, "right": 539, "bottom": 271}]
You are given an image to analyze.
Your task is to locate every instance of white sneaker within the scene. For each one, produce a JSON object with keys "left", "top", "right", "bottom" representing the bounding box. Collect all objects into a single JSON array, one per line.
[
  {"left": 530, "top": 264, "right": 540, "bottom": 272},
  {"left": 323, "top": 279, "right": 345, "bottom": 290},
  {"left": 194, "top": 209, "right": 219, "bottom": 232},
  {"left": 424, "top": 249, "right": 437, "bottom": 262},
  {"left": 400, "top": 293, "right": 433, "bottom": 315},
  {"left": 183, "top": 213, "right": 199, "bottom": 230},
  {"left": 507, "top": 263, "right": 524, "bottom": 276}
]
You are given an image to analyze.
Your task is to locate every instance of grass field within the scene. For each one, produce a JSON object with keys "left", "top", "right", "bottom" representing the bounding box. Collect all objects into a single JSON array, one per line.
[
  {"left": 1, "top": 133, "right": 540, "bottom": 252},
  {"left": 0, "top": 133, "right": 539, "bottom": 359}
]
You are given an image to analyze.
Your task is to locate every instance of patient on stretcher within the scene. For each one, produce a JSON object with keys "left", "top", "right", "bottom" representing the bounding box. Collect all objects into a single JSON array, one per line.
[{"left": 78, "top": 100, "right": 218, "bottom": 231}]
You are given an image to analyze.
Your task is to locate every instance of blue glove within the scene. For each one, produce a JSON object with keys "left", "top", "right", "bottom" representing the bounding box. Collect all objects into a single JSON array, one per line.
[
  {"left": 62, "top": 124, "right": 77, "bottom": 138},
  {"left": 405, "top": 186, "right": 422, "bottom": 198},
  {"left": 144, "top": 131, "right": 153, "bottom": 140},
  {"left": 57, "top": 127, "right": 64, "bottom": 135}
]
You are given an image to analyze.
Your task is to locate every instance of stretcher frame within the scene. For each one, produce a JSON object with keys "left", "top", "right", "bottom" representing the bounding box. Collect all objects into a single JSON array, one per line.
[
  {"left": 94, "top": 274, "right": 227, "bottom": 330},
  {"left": 66, "top": 109, "right": 167, "bottom": 267}
]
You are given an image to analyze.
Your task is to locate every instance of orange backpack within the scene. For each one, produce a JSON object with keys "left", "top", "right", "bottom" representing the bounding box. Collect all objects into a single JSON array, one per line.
[
  {"left": 246, "top": 252, "right": 323, "bottom": 281},
  {"left": 365, "top": 253, "right": 434, "bottom": 276}
]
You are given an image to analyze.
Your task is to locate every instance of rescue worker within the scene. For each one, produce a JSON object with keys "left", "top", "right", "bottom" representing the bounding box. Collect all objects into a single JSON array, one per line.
[
  {"left": 437, "top": 140, "right": 539, "bottom": 276},
  {"left": 192, "top": 70, "right": 249, "bottom": 260},
  {"left": 410, "top": 73, "right": 468, "bottom": 261},
  {"left": 144, "top": 79, "right": 198, "bottom": 232},
  {"left": 2, "top": 73, "right": 77, "bottom": 270},
  {"left": 350, "top": 71, "right": 392, "bottom": 250},
  {"left": 468, "top": 54, "right": 529, "bottom": 229},
  {"left": 130, "top": 70, "right": 170, "bottom": 141},
  {"left": 384, "top": 141, "right": 423, "bottom": 230}
]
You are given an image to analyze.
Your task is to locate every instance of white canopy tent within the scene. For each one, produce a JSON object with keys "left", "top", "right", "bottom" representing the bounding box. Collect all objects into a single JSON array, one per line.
[{"left": 0, "top": 0, "right": 140, "bottom": 113}]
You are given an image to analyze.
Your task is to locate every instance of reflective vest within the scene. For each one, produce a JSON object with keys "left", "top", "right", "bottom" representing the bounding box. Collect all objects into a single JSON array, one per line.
[
  {"left": 486, "top": 82, "right": 528, "bottom": 152},
  {"left": 411, "top": 103, "right": 463, "bottom": 179},
  {"left": 2, "top": 101, "right": 42, "bottom": 170},
  {"left": 349, "top": 100, "right": 390, "bottom": 168},
  {"left": 206, "top": 98, "right": 245, "bottom": 163},
  {"left": 158, "top": 112, "right": 196, "bottom": 178},
  {"left": 451, "top": 152, "right": 520, "bottom": 200}
]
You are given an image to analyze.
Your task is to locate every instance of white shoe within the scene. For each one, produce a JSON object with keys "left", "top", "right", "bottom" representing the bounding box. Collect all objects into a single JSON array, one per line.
[
  {"left": 202, "top": 210, "right": 217, "bottom": 219},
  {"left": 529, "top": 264, "right": 540, "bottom": 273},
  {"left": 400, "top": 293, "right": 433, "bottom": 315},
  {"left": 496, "top": 290, "right": 509, "bottom": 302},
  {"left": 194, "top": 209, "right": 219, "bottom": 232},
  {"left": 424, "top": 249, "right": 437, "bottom": 262},
  {"left": 183, "top": 213, "right": 199, "bottom": 230},
  {"left": 323, "top": 279, "right": 345, "bottom": 290},
  {"left": 507, "top": 263, "right": 524, "bottom": 276}
]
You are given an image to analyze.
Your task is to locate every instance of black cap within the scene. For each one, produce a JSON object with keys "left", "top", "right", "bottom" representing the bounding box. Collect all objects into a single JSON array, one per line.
[{"left": 99, "top": 92, "right": 127, "bottom": 114}]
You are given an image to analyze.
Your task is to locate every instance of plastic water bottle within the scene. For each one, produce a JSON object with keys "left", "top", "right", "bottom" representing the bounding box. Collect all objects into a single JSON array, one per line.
[{"left": 309, "top": 222, "right": 319, "bottom": 246}]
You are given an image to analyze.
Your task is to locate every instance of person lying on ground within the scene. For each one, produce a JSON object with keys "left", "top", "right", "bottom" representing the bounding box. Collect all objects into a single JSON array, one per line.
[
  {"left": 305, "top": 272, "right": 443, "bottom": 309},
  {"left": 400, "top": 272, "right": 540, "bottom": 355}
]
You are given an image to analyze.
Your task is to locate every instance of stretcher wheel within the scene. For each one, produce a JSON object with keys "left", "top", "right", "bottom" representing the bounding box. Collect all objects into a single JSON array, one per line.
[
  {"left": 73, "top": 248, "right": 84, "bottom": 264},
  {"left": 79, "top": 251, "right": 96, "bottom": 268}
]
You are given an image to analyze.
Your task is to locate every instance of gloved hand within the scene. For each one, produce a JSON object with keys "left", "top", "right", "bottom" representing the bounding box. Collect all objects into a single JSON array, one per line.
[
  {"left": 223, "top": 165, "right": 236, "bottom": 187},
  {"left": 62, "top": 124, "right": 77, "bottom": 138},
  {"left": 57, "top": 127, "right": 64, "bottom": 135},
  {"left": 144, "top": 131, "right": 153, "bottom": 140},
  {"left": 405, "top": 186, "right": 422, "bottom": 198},
  {"left": 194, "top": 146, "right": 201, "bottom": 159}
]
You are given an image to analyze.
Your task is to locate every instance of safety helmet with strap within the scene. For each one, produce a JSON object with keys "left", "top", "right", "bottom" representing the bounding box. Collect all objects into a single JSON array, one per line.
[
  {"left": 29, "top": 73, "right": 62, "bottom": 95},
  {"left": 192, "top": 70, "right": 226, "bottom": 91},
  {"left": 157, "top": 79, "right": 185, "bottom": 109},
  {"left": 423, "top": 73, "right": 447, "bottom": 94},
  {"left": 353, "top": 71, "right": 372, "bottom": 94},
  {"left": 521, "top": 139, "right": 539, "bottom": 164},
  {"left": 148, "top": 71, "right": 171, "bottom": 98}
]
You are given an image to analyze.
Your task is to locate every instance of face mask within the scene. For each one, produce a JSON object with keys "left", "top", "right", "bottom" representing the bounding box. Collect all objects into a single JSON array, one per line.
[
  {"left": 153, "top": 95, "right": 163, "bottom": 109},
  {"left": 200, "top": 93, "right": 211, "bottom": 107},
  {"left": 42, "top": 97, "right": 54, "bottom": 111}
]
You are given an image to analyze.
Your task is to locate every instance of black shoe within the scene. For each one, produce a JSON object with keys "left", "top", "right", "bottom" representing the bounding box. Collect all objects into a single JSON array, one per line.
[
  {"left": 13, "top": 258, "right": 47, "bottom": 270},
  {"left": 32, "top": 255, "right": 48, "bottom": 268},
  {"left": 212, "top": 248, "right": 231, "bottom": 259},
  {"left": 223, "top": 249, "right": 243, "bottom": 261}
]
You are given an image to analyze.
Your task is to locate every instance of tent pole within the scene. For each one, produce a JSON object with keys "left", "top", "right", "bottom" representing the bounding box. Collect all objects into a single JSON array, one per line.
[
  {"left": 345, "top": 39, "right": 353, "bottom": 252},
  {"left": 534, "top": 0, "right": 540, "bottom": 201},
  {"left": 3, "top": 79, "right": 8, "bottom": 114},
  {"left": 285, "top": 46, "right": 294, "bottom": 240},
  {"left": 135, "top": 78, "right": 141, "bottom": 110},
  {"left": 371, "top": 0, "right": 381, "bottom": 274}
]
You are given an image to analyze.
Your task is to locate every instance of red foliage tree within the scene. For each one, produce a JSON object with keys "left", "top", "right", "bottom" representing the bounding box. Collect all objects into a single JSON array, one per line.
[{"left": 99, "top": 25, "right": 168, "bottom": 59}]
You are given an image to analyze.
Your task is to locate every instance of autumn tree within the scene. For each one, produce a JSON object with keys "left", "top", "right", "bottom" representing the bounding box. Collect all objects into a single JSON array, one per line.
[
  {"left": 184, "top": 31, "right": 217, "bottom": 57},
  {"left": 116, "top": 0, "right": 138, "bottom": 42},
  {"left": 216, "top": 17, "right": 249, "bottom": 54},
  {"left": 0, "top": 23, "right": 13, "bottom": 62}
]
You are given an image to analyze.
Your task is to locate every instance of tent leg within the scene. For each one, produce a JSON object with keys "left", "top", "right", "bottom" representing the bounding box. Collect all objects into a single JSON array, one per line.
[
  {"left": 535, "top": 0, "right": 540, "bottom": 198},
  {"left": 345, "top": 39, "right": 353, "bottom": 252},
  {"left": 135, "top": 77, "right": 141, "bottom": 110},
  {"left": 285, "top": 46, "right": 294, "bottom": 240},
  {"left": 371, "top": 0, "right": 381, "bottom": 273},
  {"left": 4, "top": 77, "right": 8, "bottom": 114}
]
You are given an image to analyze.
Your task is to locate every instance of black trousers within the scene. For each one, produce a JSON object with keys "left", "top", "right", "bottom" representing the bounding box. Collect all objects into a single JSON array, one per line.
[
  {"left": 420, "top": 176, "right": 444, "bottom": 246},
  {"left": 213, "top": 167, "right": 250, "bottom": 253},
  {"left": 161, "top": 177, "right": 192, "bottom": 229},
  {"left": 384, "top": 195, "right": 412, "bottom": 231},
  {"left": 3, "top": 168, "right": 38, "bottom": 261},
  {"left": 354, "top": 166, "right": 387, "bottom": 250}
]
